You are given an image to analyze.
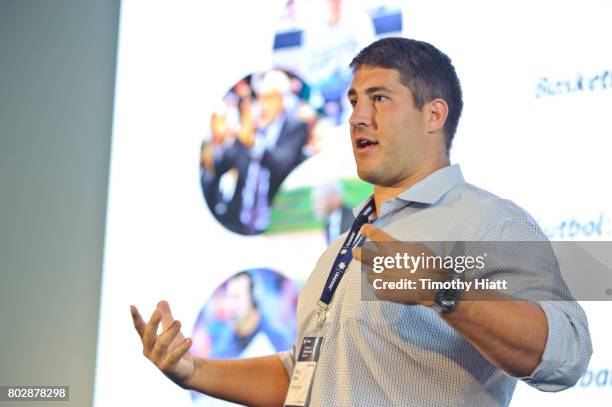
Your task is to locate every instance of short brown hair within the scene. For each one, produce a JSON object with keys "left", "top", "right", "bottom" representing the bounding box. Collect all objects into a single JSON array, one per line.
[{"left": 350, "top": 37, "right": 463, "bottom": 153}]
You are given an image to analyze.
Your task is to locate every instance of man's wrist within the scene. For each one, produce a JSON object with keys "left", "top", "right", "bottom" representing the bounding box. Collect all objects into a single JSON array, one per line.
[
  {"left": 181, "top": 357, "right": 202, "bottom": 390},
  {"left": 431, "top": 274, "right": 463, "bottom": 313}
]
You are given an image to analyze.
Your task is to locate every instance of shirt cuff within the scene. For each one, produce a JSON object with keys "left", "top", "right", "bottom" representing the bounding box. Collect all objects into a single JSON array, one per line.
[
  {"left": 519, "top": 301, "right": 571, "bottom": 391},
  {"left": 277, "top": 347, "right": 296, "bottom": 376}
]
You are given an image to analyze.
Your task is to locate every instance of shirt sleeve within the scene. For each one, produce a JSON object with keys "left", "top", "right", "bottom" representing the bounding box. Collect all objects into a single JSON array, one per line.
[
  {"left": 486, "top": 217, "right": 593, "bottom": 391},
  {"left": 277, "top": 346, "right": 296, "bottom": 377},
  {"left": 520, "top": 300, "right": 592, "bottom": 391}
]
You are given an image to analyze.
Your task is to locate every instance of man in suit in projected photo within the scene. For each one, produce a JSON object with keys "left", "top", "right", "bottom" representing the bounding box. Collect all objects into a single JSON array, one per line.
[
  {"left": 201, "top": 70, "right": 309, "bottom": 235},
  {"left": 131, "top": 38, "right": 591, "bottom": 407}
]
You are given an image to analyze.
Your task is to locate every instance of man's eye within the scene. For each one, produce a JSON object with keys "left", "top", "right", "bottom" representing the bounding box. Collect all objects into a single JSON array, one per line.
[
  {"left": 374, "top": 95, "right": 387, "bottom": 102},
  {"left": 349, "top": 99, "right": 357, "bottom": 107}
]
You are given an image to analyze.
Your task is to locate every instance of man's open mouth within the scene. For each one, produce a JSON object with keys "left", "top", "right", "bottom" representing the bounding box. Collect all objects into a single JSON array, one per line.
[{"left": 355, "top": 137, "right": 379, "bottom": 150}]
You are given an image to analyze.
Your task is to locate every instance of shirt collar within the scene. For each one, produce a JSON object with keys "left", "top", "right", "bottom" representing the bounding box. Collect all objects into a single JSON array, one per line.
[
  {"left": 396, "top": 164, "right": 465, "bottom": 204},
  {"left": 352, "top": 164, "right": 465, "bottom": 216},
  {"left": 258, "top": 114, "right": 286, "bottom": 147}
]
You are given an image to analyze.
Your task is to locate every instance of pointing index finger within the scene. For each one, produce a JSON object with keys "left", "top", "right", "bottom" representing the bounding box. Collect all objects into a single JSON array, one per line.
[
  {"left": 352, "top": 246, "right": 379, "bottom": 267},
  {"left": 361, "top": 224, "right": 396, "bottom": 243},
  {"left": 360, "top": 224, "right": 398, "bottom": 256}
]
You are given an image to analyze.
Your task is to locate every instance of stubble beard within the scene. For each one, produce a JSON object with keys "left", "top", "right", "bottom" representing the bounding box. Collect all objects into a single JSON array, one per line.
[{"left": 356, "top": 159, "right": 396, "bottom": 187}]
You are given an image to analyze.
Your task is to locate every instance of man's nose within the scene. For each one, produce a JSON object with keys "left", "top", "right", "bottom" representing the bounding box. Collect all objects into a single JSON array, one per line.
[{"left": 349, "top": 100, "right": 373, "bottom": 129}]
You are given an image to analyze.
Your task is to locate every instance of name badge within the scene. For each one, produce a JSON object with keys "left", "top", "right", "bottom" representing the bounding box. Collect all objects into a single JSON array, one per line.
[{"left": 284, "top": 336, "right": 324, "bottom": 407}]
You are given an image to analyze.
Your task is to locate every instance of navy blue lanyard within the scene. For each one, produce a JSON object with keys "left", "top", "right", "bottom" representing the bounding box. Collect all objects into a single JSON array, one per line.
[{"left": 318, "top": 199, "right": 376, "bottom": 309}]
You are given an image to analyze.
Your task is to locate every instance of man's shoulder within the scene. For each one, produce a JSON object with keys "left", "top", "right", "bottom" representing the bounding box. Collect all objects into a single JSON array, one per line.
[
  {"left": 391, "top": 181, "right": 546, "bottom": 241},
  {"left": 451, "top": 183, "right": 525, "bottom": 215},
  {"left": 447, "top": 182, "right": 546, "bottom": 239}
]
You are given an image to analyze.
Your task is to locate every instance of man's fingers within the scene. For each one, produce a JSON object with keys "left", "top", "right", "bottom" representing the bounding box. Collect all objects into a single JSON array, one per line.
[
  {"left": 352, "top": 246, "right": 379, "bottom": 267},
  {"left": 157, "top": 300, "right": 175, "bottom": 331},
  {"left": 360, "top": 226, "right": 439, "bottom": 266},
  {"left": 157, "top": 300, "right": 186, "bottom": 346},
  {"left": 151, "top": 320, "right": 182, "bottom": 361},
  {"left": 159, "top": 337, "right": 193, "bottom": 372},
  {"left": 361, "top": 224, "right": 395, "bottom": 243},
  {"left": 130, "top": 305, "right": 146, "bottom": 338},
  {"left": 361, "top": 224, "right": 397, "bottom": 253},
  {"left": 142, "top": 308, "right": 162, "bottom": 351}
]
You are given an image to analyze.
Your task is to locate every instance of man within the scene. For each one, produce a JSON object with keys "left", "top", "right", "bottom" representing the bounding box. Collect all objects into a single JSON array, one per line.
[
  {"left": 204, "top": 70, "right": 309, "bottom": 235},
  {"left": 301, "top": 0, "right": 376, "bottom": 124},
  {"left": 311, "top": 181, "right": 355, "bottom": 243},
  {"left": 131, "top": 38, "right": 591, "bottom": 406},
  {"left": 192, "top": 272, "right": 292, "bottom": 407},
  {"left": 207, "top": 272, "right": 290, "bottom": 359}
]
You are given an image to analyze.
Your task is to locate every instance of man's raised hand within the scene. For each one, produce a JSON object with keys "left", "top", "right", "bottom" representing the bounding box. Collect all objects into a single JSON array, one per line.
[{"left": 130, "top": 301, "right": 196, "bottom": 389}]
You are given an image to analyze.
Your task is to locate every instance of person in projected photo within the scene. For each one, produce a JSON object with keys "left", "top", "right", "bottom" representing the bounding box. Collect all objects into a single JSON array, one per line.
[
  {"left": 200, "top": 110, "right": 236, "bottom": 216},
  {"left": 301, "top": 0, "right": 376, "bottom": 125},
  {"left": 132, "top": 38, "right": 591, "bottom": 406},
  {"left": 201, "top": 70, "right": 309, "bottom": 235},
  {"left": 311, "top": 181, "right": 355, "bottom": 243},
  {"left": 208, "top": 272, "right": 289, "bottom": 359}
]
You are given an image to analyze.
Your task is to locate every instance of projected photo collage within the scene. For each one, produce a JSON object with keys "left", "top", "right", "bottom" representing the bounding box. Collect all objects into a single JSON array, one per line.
[{"left": 194, "top": 2, "right": 402, "bottom": 405}]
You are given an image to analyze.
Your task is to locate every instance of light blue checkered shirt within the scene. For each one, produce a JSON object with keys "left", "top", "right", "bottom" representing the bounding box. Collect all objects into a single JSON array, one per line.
[{"left": 278, "top": 164, "right": 591, "bottom": 406}]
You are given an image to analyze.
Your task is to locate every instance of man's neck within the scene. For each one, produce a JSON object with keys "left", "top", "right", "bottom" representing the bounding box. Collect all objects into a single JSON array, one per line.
[{"left": 373, "top": 161, "right": 450, "bottom": 217}]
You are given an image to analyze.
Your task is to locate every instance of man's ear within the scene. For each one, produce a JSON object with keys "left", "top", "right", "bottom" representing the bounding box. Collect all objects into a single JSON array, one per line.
[{"left": 424, "top": 98, "right": 449, "bottom": 134}]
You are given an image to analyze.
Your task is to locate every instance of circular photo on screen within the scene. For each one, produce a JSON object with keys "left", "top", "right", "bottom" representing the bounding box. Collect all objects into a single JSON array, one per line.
[
  {"left": 190, "top": 268, "right": 299, "bottom": 406},
  {"left": 199, "top": 69, "right": 319, "bottom": 236},
  {"left": 272, "top": 0, "right": 404, "bottom": 125}
]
